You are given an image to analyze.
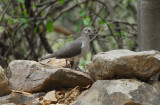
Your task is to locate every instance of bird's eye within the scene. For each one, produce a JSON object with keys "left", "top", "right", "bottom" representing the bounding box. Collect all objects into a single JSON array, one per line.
[{"left": 88, "top": 30, "right": 90, "bottom": 32}]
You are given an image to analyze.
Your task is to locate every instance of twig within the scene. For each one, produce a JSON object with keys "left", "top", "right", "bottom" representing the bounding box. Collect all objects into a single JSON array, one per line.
[
  {"left": 0, "top": 0, "right": 12, "bottom": 24},
  {"left": 38, "top": 23, "right": 54, "bottom": 53},
  {"left": 53, "top": 0, "right": 88, "bottom": 21},
  {"left": 90, "top": 33, "right": 99, "bottom": 42},
  {"left": 60, "top": 86, "right": 80, "bottom": 102},
  {"left": 36, "top": 0, "right": 58, "bottom": 7}
]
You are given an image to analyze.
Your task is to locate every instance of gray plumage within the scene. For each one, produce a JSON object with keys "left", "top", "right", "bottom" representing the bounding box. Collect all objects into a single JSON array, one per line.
[{"left": 39, "top": 27, "right": 93, "bottom": 66}]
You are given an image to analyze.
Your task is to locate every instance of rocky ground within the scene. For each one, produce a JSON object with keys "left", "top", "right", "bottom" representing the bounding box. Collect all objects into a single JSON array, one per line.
[{"left": 0, "top": 49, "right": 160, "bottom": 105}]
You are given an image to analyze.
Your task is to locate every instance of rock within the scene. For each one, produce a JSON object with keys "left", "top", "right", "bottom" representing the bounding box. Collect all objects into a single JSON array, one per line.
[
  {"left": 0, "top": 92, "right": 44, "bottom": 105},
  {"left": 88, "top": 49, "right": 160, "bottom": 81},
  {"left": 0, "top": 66, "right": 11, "bottom": 96},
  {"left": 121, "top": 101, "right": 142, "bottom": 105},
  {"left": 71, "top": 79, "right": 160, "bottom": 105},
  {"left": 0, "top": 95, "right": 12, "bottom": 104},
  {"left": 1, "top": 103, "right": 15, "bottom": 105},
  {"left": 150, "top": 73, "right": 160, "bottom": 80},
  {"left": 148, "top": 80, "right": 160, "bottom": 93},
  {"left": 7, "top": 60, "right": 93, "bottom": 92},
  {"left": 10, "top": 92, "right": 45, "bottom": 104}
]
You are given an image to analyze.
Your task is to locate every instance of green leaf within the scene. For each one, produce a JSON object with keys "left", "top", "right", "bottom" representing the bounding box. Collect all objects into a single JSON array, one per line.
[
  {"left": 40, "top": 12, "right": 45, "bottom": 16},
  {"left": 32, "top": 4, "right": 36, "bottom": 9},
  {"left": 80, "top": 11, "right": 85, "bottom": 17},
  {"left": 76, "top": 20, "right": 82, "bottom": 32},
  {"left": 115, "top": 32, "right": 120, "bottom": 37},
  {"left": 122, "top": 0, "right": 128, "bottom": 5},
  {"left": 67, "top": 38, "right": 73, "bottom": 42},
  {"left": 23, "top": 11, "right": 28, "bottom": 16},
  {"left": 109, "top": 23, "right": 114, "bottom": 29},
  {"left": 3, "top": 68, "right": 7, "bottom": 71},
  {"left": 36, "top": 21, "right": 40, "bottom": 25},
  {"left": 33, "top": 27, "right": 38, "bottom": 34},
  {"left": 17, "top": 0, "right": 23, "bottom": 3},
  {"left": 22, "top": 4, "right": 26, "bottom": 9},
  {"left": 83, "top": 16, "right": 91, "bottom": 26},
  {"left": 129, "top": 41, "right": 134, "bottom": 47},
  {"left": 46, "top": 20, "right": 54, "bottom": 32},
  {"left": 11, "top": 9, "right": 16, "bottom": 15},
  {"left": 7, "top": 18, "right": 14, "bottom": 25},
  {"left": 17, "top": 6, "right": 21, "bottom": 14},
  {"left": 20, "top": 18, "right": 29, "bottom": 23},
  {"left": 84, "top": 61, "right": 88, "bottom": 65},
  {"left": 14, "top": 19, "right": 19, "bottom": 23},
  {"left": 98, "top": 20, "right": 106, "bottom": 25},
  {"left": 24, "top": 23, "right": 28, "bottom": 29},
  {"left": 39, "top": 26, "right": 43, "bottom": 33},
  {"left": 121, "top": 31, "right": 127, "bottom": 37},
  {"left": 59, "top": 0, "right": 65, "bottom": 4}
]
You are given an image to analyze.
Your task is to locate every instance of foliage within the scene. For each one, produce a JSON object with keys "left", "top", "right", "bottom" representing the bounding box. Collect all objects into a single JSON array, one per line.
[{"left": 0, "top": 0, "right": 137, "bottom": 69}]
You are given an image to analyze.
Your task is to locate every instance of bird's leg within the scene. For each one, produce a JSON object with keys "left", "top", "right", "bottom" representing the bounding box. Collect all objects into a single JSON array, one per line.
[
  {"left": 65, "top": 59, "right": 68, "bottom": 67},
  {"left": 73, "top": 61, "right": 81, "bottom": 71},
  {"left": 75, "top": 63, "right": 81, "bottom": 71}
]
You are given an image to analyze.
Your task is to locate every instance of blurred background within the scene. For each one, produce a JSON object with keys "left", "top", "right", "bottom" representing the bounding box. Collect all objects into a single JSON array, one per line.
[{"left": 0, "top": 0, "right": 137, "bottom": 70}]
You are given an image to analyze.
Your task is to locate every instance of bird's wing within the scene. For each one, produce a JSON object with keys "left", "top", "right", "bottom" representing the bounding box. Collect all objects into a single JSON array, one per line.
[{"left": 55, "top": 39, "right": 82, "bottom": 58}]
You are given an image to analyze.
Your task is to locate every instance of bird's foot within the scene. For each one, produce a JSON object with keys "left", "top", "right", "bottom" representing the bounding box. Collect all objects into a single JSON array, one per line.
[
  {"left": 65, "top": 59, "right": 68, "bottom": 67},
  {"left": 75, "top": 64, "right": 81, "bottom": 71}
]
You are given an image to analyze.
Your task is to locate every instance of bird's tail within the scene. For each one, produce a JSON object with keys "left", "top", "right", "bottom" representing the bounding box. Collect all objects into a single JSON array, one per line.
[{"left": 38, "top": 53, "right": 56, "bottom": 61}]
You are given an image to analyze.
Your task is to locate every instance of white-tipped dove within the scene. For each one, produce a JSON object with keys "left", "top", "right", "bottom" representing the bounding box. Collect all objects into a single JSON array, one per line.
[{"left": 39, "top": 27, "right": 94, "bottom": 69}]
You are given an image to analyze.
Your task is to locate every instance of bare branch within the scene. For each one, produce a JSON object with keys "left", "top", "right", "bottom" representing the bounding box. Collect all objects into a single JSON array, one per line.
[{"left": 0, "top": 0, "right": 12, "bottom": 24}]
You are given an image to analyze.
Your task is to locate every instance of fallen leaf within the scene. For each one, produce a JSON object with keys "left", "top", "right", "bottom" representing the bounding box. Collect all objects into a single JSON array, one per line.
[
  {"left": 12, "top": 90, "right": 32, "bottom": 96},
  {"left": 49, "top": 58, "right": 66, "bottom": 67},
  {"left": 56, "top": 91, "right": 65, "bottom": 99},
  {"left": 43, "top": 100, "right": 52, "bottom": 105},
  {"left": 58, "top": 86, "right": 81, "bottom": 104},
  {"left": 43, "top": 90, "right": 57, "bottom": 103}
]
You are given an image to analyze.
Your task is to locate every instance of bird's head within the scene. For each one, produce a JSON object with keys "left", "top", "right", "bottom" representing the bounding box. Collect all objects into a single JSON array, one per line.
[{"left": 82, "top": 27, "right": 94, "bottom": 36}]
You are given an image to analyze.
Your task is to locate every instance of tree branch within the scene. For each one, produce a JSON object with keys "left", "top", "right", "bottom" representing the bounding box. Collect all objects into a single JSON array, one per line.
[{"left": 0, "top": 0, "right": 12, "bottom": 24}]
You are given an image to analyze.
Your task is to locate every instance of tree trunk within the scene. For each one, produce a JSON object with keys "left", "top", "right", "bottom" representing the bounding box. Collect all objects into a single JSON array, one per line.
[{"left": 138, "top": 0, "right": 160, "bottom": 51}]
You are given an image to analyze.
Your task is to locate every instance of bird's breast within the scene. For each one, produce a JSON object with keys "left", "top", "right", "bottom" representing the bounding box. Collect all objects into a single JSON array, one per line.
[{"left": 81, "top": 39, "right": 90, "bottom": 56}]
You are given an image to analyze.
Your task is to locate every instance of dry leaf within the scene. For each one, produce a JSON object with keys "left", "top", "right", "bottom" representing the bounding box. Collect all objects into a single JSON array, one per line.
[
  {"left": 48, "top": 58, "right": 66, "bottom": 67},
  {"left": 12, "top": 90, "right": 32, "bottom": 96},
  {"left": 43, "top": 100, "right": 52, "bottom": 105},
  {"left": 84, "top": 85, "right": 91, "bottom": 89},
  {"left": 56, "top": 91, "right": 65, "bottom": 100},
  {"left": 100, "top": 27, "right": 105, "bottom": 31},
  {"left": 58, "top": 86, "right": 81, "bottom": 104}
]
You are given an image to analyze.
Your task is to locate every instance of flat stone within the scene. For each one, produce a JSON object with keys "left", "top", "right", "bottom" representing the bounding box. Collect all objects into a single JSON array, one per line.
[
  {"left": 88, "top": 49, "right": 160, "bottom": 81},
  {"left": 71, "top": 79, "right": 160, "bottom": 105},
  {"left": 7, "top": 60, "right": 93, "bottom": 92}
]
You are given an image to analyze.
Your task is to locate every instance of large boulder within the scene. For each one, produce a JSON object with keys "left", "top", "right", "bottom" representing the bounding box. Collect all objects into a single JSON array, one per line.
[
  {"left": 7, "top": 60, "right": 93, "bottom": 92},
  {"left": 71, "top": 79, "right": 160, "bottom": 105},
  {"left": 0, "top": 66, "right": 11, "bottom": 96},
  {"left": 88, "top": 49, "right": 160, "bottom": 81}
]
